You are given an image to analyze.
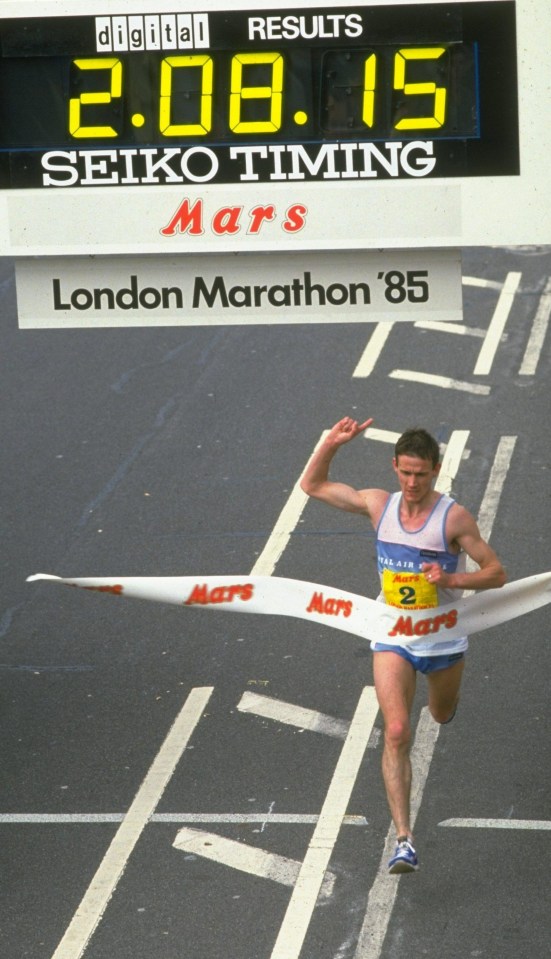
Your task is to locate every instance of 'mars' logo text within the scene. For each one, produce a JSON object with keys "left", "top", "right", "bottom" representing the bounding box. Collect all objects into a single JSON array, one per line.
[
  {"left": 161, "top": 199, "right": 307, "bottom": 237},
  {"left": 184, "top": 583, "right": 254, "bottom": 606},
  {"left": 306, "top": 591, "right": 353, "bottom": 619},
  {"left": 388, "top": 609, "right": 458, "bottom": 638}
]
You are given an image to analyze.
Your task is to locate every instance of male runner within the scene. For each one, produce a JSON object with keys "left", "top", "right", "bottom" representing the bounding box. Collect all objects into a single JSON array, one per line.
[{"left": 300, "top": 416, "right": 506, "bottom": 873}]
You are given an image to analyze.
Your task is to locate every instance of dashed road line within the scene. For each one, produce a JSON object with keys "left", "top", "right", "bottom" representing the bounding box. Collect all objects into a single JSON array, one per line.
[
  {"left": 0, "top": 812, "right": 367, "bottom": 826},
  {"left": 50, "top": 686, "right": 213, "bottom": 959},
  {"left": 251, "top": 452, "right": 317, "bottom": 576},
  {"left": 389, "top": 369, "right": 491, "bottom": 395},
  {"left": 413, "top": 320, "right": 485, "bottom": 337},
  {"left": 353, "top": 323, "right": 393, "bottom": 377},
  {"left": 237, "top": 690, "right": 351, "bottom": 739},
  {"left": 434, "top": 430, "right": 470, "bottom": 495},
  {"left": 462, "top": 275, "right": 504, "bottom": 291},
  {"left": 354, "top": 707, "right": 439, "bottom": 959},
  {"left": 270, "top": 686, "right": 379, "bottom": 959},
  {"left": 472, "top": 435, "right": 517, "bottom": 545},
  {"left": 439, "top": 818, "right": 551, "bottom": 830},
  {"left": 519, "top": 275, "right": 551, "bottom": 376},
  {"left": 473, "top": 271, "right": 522, "bottom": 375},
  {"left": 173, "top": 827, "right": 337, "bottom": 899}
]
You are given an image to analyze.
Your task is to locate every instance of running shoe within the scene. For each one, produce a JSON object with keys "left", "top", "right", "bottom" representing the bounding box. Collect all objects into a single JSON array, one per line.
[{"left": 388, "top": 837, "right": 419, "bottom": 874}]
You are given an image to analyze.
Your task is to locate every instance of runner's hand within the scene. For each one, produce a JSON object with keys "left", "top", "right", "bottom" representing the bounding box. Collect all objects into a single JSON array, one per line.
[{"left": 327, "top": 416, "right": 373, "bottom": 447}]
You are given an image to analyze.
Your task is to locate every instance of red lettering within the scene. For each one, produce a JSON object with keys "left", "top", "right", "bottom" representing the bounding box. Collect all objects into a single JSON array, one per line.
[
  {"left": 282, "top": 203, "right": 307, "bottom": 233},
  {"left": 307, "top": 591, "right": 324, "bottom": 614},
  {"left": 160, "top": 197, "right": 204, "bottom": 236},
  {"left": 445, "top": 609, "right": 458, "bottom": 628},
  {"left": 212, "top": 206, "right": 242, "bottom": 235},
  {"left": 81, "top": 583, "right": 123, "bottom": 596},
  {"left": 209, "top": 586, "right": 228, "bottom": 603},
  {"left": 307, "top": 592, "right": 353, "bottom": 618},
  {"left": 248, "top": 204, "right": 276, "bottom": 234},
  {"left": 184, "top": 582, "right": 254, "bottom": 606},
  {"left": 388, "top": 615, "right": 414, "bottom": 637},
  {"left": 184, "top": 583, "right": 209, "bottom": 605}
]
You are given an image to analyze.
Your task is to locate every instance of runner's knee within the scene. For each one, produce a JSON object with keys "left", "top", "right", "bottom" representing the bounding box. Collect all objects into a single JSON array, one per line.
[
  {"left": 430, "top": 701, "right": 457, "bottom": 724},
  {"left": 384, "top": 718, "right": 411, "bottom": 749}
]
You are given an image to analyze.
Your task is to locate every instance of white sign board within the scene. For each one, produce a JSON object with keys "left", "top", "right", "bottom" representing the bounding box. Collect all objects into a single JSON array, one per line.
[
  {"left": 15, "top": 250, "right": 462, "bottom": 328},
  {"left": 0, "top": 0, "right": 549, "bottom": 254}
]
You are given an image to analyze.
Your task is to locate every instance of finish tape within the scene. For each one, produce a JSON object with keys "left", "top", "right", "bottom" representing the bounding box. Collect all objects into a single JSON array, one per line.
[{"left": 27, "top": 571, "right": 551, "bottom": 651}]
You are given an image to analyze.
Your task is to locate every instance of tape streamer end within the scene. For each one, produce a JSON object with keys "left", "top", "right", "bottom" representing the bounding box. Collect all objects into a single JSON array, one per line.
[{"left": 27, "top": 573, "right": 62, "bottom": 583}]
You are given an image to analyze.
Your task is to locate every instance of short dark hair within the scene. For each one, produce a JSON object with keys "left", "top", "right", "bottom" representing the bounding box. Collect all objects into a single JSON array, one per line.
[{"left": 394, "top": 428, "right": 440, "bottom": 467}]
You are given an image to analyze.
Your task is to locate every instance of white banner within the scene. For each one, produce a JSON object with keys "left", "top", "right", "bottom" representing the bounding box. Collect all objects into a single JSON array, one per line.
[{"left": 27, "top": 571, "right": 551, "bottom": 651}]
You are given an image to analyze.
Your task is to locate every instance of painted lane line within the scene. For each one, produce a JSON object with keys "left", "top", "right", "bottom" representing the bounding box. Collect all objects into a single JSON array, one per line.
[
  {"left": 389, "top": 369, "right": 491, "bottom": 395},
  {"left": 469, "top": 435, "right": 517, "bottom": 548},
  {"left": 413, "top": 320, "right": 485, "bottom": 337},
  {"left": 363, "top": 427, "right": 401, "bottom": 444},
  {"left": 435, "top": 430, "right": 470, "bottom": 496},
  {"left": 440, "top": 818, "right": 551, "bottom": 830},
  {"left": 173, "top": 827, "right": 337, "bottom": 898},
  {"left": 352, "top": 279, "right": 499, "bottom": 381},
  {"left": 51, "top": 686, "right": 213, "bottom": 959},
  {"left": 353, "top": 323, "right": 393, "bottom": 378},
  {"left": 462, "top": 275, "right": 504, "bottom": 291},
  {"left": 251, "top": 436, "right": 330, "bottom": 576},
  {"left": 354, "top": 707, "right": 439, "bottom": 958},
  {"left": 237, "top": 691, "right": 350, "bottom": 740},
  {"left": 270, "top": 686, "right": 379, "bottom": 959},
  {"left": 0, "top": 813, "right": 367, "bottom": 825},
  {"left": 473, "top": 270, "right": 522, "bottom": 376},
  {"left": 519, "top": 276, "right": 551, "bottom": 376}
]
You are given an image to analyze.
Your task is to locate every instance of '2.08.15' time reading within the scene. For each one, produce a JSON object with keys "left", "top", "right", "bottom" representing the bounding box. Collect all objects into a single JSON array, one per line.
[{"left": 64, "top": 44, "right": 478, "bottom": 146}]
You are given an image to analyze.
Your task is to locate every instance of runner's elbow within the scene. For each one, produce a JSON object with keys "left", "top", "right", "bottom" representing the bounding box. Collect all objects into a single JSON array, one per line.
[{"left": 300, "top": 477, "right": 316, "bottom": 497}]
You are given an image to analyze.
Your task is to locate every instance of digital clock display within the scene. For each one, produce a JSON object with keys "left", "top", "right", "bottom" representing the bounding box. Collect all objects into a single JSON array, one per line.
[{"left": 0, "top": 2, "right": 518, "bottom": 188}]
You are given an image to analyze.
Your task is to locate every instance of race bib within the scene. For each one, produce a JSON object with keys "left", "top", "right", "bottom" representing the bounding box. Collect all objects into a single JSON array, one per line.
[{"left": 382, "top": 570, "right": 438, "bottom": 609}]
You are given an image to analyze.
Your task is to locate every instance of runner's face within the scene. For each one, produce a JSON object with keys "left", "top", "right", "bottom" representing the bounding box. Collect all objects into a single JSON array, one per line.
[{"left": 393, "top": 454, "right": 439, "bottom": 503}]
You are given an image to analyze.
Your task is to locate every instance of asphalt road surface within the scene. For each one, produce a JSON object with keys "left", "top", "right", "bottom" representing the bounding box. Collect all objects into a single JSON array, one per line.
[{"left": 1, "top": 246, "right": 550, "bottom": 959}]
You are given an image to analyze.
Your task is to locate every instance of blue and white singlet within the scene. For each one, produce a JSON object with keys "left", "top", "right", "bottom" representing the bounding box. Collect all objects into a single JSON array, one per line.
[{"left": 374, "top": 491, "right": 468, "bottom": 655}]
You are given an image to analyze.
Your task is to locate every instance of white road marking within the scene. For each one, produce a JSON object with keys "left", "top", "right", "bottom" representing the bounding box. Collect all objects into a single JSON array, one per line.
[
  {"left": 470, "top": 435, "right": 517, "bottom": 545},
  {"left": 413, "top": 320, "right": 485, "bottom": 337},
  {"left": 440, "top": 818, "right": 551, "bottom": 830},
  {"left": 353, "top": 323, "right": 393, "bottom": 377},
  {"left": 363, "top": 427, "right": 401, "bottom": 444},
  {"left": 0, "top": 812, "right": 367, "bottom": 826},
  {"left": 351, "top": 275, "right": 503, "bottom": 381},
  {"left": 354, "top": 707, "right": 439, "bottom": 958},
  {"left": 519, "top": 275, "right": 551, "bottom": 375},
  {"left": 51, "top": 686, "right": 213, "bottom": 959},
  {"left": 270, "top": 686, "right": 379, "bottom": 959},
  {"left": 462, "top": 275, "right": 504, "bottom": 291},
  {"left": 473, "top": 271, "right": 522, "bottom": 375},
  {"left": 251, "top": 440, "right": 325, "bottom": 576},
  {"left": 173, "top": 827, "right": 337, "bottom": 898},
  {"left": 389, "top": 369, "right": 491, "bottom": 395},
  {"left": 435, "top": 430, "right": 470, "bottom": 495},
  {"left": 237, "top": 690, "right": 350, "bottom": 739}
]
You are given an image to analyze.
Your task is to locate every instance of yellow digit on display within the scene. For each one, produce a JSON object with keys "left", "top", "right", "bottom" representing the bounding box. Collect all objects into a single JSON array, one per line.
[
  {"left": 362, "top": 53, "right": 377, "bottom": 128},
  {"left": 69, "top": 58, "right": 122, "bottom": 138},
  {"left": 229, "top": 52, "right": 283, "bottom": 134},
  {"left": 159, "top": 56, "right": 213, "bottom": 136},
  {"left": 393, "top": 47, "right": 447, "bottom": 130}
]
